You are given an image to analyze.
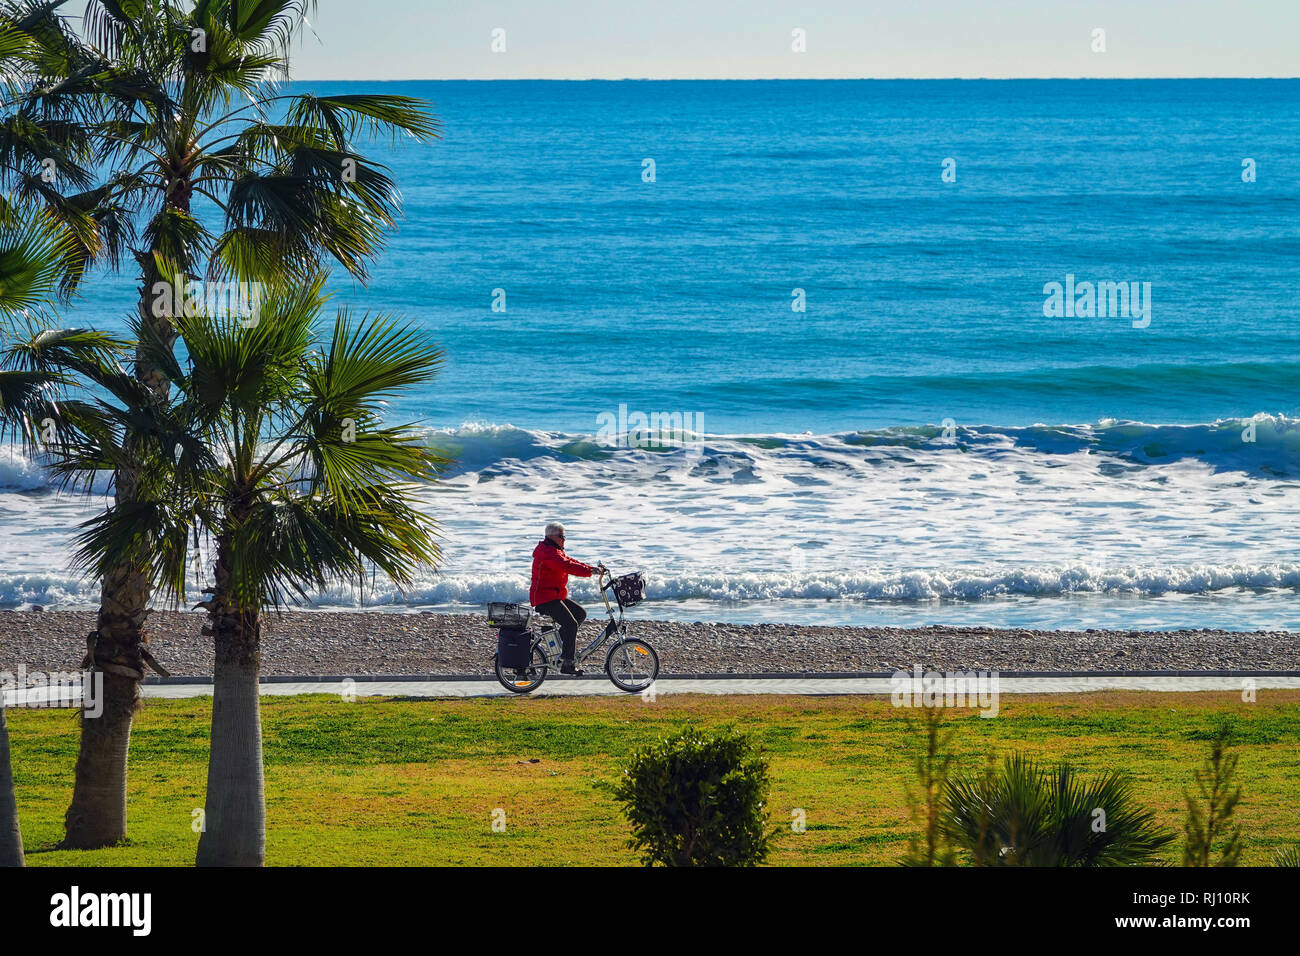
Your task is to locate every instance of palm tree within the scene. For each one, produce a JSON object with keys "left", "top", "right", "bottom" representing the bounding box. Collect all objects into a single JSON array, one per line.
[
  {"left": 0, "top": 195, "right": 123, "bottom": 871},
  {"left": 69, "top": 275, "right": 442, "bottom": 865},
  {"left": 0, "top": 0, "right": 439, "bottom": 847},
  {"left": 942, "top": 754, "right": 1175, "bottom": 866}
]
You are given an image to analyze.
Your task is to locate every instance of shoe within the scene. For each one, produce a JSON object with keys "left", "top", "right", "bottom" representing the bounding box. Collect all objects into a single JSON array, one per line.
[{"left": 560, "top": 662, "right": 584, "bottom": 676}]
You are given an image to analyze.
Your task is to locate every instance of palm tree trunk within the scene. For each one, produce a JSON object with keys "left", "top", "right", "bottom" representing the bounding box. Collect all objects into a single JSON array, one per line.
[
  {"left": 0, "top": 704, "right": 24, "bottom": 867},
  {"left": 63, "top": 502, "right": 149, "bottom": 848},
  {"left": 196, "top": 585, "right": 264, "bottom": 867},
  {"left": 63, "top": 672, "right": 137, "bottom": 848}
]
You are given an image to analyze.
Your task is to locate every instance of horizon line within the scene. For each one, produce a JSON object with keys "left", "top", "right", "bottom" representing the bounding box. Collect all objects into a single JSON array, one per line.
[{"left": 293, "top": 75, "right": 1300, "bottom": 83}]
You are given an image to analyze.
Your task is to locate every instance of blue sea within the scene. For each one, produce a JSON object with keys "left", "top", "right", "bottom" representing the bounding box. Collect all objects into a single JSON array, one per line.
[{"left": 2, "top": 79, "right": 1299, "bottom": 629}]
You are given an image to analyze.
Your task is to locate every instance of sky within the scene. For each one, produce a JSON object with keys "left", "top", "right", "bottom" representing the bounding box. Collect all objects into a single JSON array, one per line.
[{"left": 287, "top": 0, "right": 1300, "bottom": 80}]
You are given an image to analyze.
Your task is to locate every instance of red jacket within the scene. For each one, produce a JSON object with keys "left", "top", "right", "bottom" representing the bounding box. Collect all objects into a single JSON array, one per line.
[{"left": 530, "top": 538, "right": 595, "bottom": 606}]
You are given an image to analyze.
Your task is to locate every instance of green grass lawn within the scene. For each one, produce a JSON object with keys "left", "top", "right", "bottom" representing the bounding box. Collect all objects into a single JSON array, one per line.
[{"left": 8, "top": 690, "right": 1300, "bottom": 866}]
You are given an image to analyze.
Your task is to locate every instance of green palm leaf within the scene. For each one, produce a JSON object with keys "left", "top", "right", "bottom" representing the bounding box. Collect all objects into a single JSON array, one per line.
[
  {"left": 942, "top": 754, "right": 1175, "bottom": 866},
  {"left": 0, "top": 202, "right": 75, "bottom": 315}
]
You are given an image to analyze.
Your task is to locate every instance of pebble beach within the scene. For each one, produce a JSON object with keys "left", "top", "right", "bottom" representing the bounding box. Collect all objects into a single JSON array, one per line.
[{"left": 0, "top": 610, "right": 1295, "bottom": 678}]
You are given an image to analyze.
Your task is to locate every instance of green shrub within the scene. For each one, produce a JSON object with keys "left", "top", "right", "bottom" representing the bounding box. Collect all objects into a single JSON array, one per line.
[
  {"left": 609, "top": 724, "right": 773, "bottom": 867},
  {"left": 942, "top": 754, "right": 1174, "bottom": 866}
]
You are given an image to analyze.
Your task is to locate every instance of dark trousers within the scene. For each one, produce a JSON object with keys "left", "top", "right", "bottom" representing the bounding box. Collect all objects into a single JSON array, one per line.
[{"left": 534, "top": 598, "right": 586, "bottom": 662}]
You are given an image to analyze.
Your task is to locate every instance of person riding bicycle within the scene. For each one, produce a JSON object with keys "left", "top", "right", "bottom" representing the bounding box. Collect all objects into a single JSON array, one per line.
[{"left": 530, "top": 522, "right": 602, "bottom": 675}]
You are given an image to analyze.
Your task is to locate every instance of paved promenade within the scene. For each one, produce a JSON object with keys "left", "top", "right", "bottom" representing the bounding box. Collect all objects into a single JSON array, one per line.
[{"left": 6, "top": 672, "right": 1299, "bottom": 707}]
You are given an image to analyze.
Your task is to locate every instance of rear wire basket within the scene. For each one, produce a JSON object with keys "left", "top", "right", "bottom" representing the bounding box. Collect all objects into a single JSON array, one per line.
[{"left": 487, "top": 602, "right": 532, "bottom": 628}]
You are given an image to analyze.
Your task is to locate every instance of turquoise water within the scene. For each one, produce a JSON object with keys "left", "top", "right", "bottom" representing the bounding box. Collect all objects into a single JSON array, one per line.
[{"left": 2, "top": 80, "right": 1298, "bottom": 629}]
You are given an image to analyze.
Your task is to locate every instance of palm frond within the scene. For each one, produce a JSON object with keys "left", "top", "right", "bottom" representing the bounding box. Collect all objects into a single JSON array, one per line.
[
  {"left": 214, "top": 0, "right": 316, "bottom": 59},
  {"left": 228, "top": 487, "right": 439, "bottom": 611},
  {"left": 0, "top": 201, "right": 75, "bottom": 314},
  {"left": 942, "top": 755, "right": 1175, "bottom": 866},
  {"left": 1274, "top": 845, "right": 1300, "bottom": 867},
  {"left": 284, "top": 93, "right": 441, "bottom": 148},
  {"left": 71, "top": 490, "right": 193, "bottom": 606},
  {"left": 313, "top": 311, "right": 441, "bottom": 405}
]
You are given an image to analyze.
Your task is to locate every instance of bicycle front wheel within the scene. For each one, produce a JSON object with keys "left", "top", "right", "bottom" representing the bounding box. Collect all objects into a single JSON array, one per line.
[
  {"left": 496, "top": 644, "right": 548, "bottom": 694},
  {"left": 605, "top": 637, "right": 659, "bottom": 692}
]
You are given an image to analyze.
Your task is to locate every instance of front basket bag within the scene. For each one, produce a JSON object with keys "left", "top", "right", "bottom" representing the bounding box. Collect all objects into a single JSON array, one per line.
[{"left": 612, "top": 572, "right": 646, "bottom": 609}]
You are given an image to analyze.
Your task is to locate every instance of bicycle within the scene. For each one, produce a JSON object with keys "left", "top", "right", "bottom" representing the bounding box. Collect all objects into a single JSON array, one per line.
[{"left": 489, "top": 564, "right": 659, "bottom": 694}]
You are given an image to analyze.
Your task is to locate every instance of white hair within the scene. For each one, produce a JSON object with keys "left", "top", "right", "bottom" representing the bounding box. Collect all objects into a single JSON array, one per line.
[{"left": 545, "top": 521, "right": 565, "bottom": 539}]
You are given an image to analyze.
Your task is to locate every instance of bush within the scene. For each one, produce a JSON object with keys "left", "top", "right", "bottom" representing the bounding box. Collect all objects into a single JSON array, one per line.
[
  {"left": 942, "top": 754, "right": 1174, "bottom": 866},
  {"left": 609, "top": 724, "right": 773, "bottom": 867}
]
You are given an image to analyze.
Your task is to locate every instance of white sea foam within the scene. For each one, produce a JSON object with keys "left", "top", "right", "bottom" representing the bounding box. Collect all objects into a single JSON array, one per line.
[
  {"left": 6, "top": 562, "right": 1299, "bottom": 611},
  {"left": 0, "top": 446, "right": 53, "bottom": 491},
  {"left": 2, "top": 418, "right": 1297, "bottom": 627}
]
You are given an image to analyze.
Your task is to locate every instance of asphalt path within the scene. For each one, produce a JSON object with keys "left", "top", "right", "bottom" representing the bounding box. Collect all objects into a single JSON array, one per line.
[{"left": 6, "top": 671, "right": 1299, "bottom": 707}]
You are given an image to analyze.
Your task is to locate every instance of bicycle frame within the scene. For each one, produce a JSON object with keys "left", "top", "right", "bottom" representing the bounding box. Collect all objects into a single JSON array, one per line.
[{"left": 532, "top": 567, "right": 626, "bottom": 665}]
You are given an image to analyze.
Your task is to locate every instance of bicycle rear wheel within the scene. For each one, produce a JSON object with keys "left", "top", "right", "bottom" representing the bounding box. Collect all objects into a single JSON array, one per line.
[
  {"left": 496, "top": 644, "right": 548, "bottom": 694},
  {"left": 605, "top": 637, "right": 659, "bottom": 692}
]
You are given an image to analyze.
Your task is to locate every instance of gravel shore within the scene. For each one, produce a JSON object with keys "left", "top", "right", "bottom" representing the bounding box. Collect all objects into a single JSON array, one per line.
[{"left": 0, "top": 609, "right": 1296, "bottom": 677}]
